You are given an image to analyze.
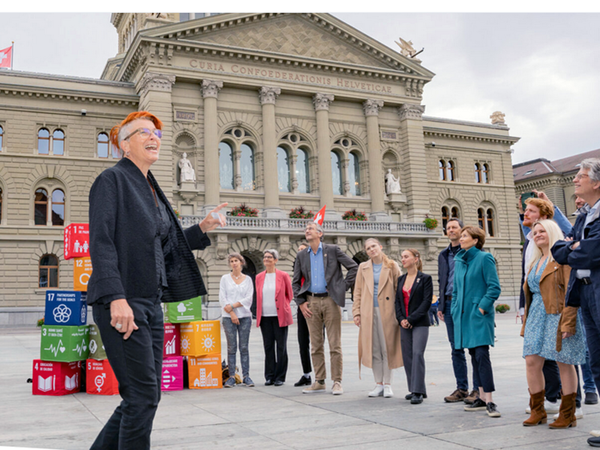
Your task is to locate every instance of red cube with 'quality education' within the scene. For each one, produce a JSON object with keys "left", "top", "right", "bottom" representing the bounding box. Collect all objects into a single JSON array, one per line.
[
  {"left": 163, "top": 323, "right": 180, "bottom": 358},
  {"left": 86, "top": 359, "right": 119, "bottom": 396},
  {"left": 32, "top": 359, "right": 82, "bottom": 396},
  {"left": 161, "top": 356, "right": 184, "bottom": 391}
]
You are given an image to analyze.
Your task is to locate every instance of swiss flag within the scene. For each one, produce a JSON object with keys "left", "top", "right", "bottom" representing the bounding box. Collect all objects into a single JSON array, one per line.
[
  {"left": 313, "top": 205, "right": 326, "bottom": 225},
  {"left": 0, "top": 46, "right": 12, "bottom": 69}
]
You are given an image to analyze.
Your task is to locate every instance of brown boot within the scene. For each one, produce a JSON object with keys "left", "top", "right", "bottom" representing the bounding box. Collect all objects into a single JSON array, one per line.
[
  {"left": 523, "top": 390, "right": 547, "bottom": 426},
  {"left": 549, "top": 392, "right": 577, "bottom": 429}
]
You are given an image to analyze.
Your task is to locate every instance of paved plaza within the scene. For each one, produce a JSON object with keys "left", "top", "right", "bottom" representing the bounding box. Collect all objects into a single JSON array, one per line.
[{"left": 1, "top": 312, "right": 597, "bottom": 449}]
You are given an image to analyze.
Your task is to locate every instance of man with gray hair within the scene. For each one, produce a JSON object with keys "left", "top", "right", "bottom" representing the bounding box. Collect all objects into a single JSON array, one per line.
[
  {"left": 552, "top": 158, "right": 600, "bottom": 447},
  {"left": 293, "top": 222, "right": 358, "bottom": 395}
]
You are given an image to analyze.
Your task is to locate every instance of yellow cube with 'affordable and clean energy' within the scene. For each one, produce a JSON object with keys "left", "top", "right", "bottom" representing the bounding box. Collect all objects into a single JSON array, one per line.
[{"left": 179, "top": 320, "right": 221, "bottom": 357}]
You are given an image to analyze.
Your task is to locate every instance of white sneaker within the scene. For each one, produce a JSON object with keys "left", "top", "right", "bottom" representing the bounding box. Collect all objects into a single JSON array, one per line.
[
  {"left": 384, "top": 385, "right": 394, "bottom": 398},
  {"left": 590, "top": 430, "right": 600, "bottom": 437},
  {"left": 332, "top": 381, "right": 343, "bottom": 395},
  {"left": 368, "top": 385, "right": 384, "bottom": 397},
  {"left": 527, "top": 400, "right": 559, "bottom": 414},
  {"left": 552, "top": 408, "right": 583, "bottom": 420}
]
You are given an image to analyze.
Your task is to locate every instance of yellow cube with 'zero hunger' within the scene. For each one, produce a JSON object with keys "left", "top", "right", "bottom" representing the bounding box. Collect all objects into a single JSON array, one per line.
[
  {"left": 73, "top": 257, "right": 93, "bottom": 292},
  {"left": 180, "top": 320, "right": 221, "bottom": 357}
]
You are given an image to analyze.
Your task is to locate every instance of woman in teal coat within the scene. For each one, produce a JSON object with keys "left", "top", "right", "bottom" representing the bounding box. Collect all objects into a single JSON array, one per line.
[{"left": 451, "top": 225, "right": 502, "bottom": 418}]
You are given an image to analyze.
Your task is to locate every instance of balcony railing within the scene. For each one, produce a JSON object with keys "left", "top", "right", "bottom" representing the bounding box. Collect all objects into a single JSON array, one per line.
[{"left": 180, "top": 215, "right": 432, "bottom": 235}]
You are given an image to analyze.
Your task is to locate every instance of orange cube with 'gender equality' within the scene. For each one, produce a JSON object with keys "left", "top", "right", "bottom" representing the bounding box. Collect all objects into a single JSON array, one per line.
[
  {"left": 180, "top": 320, "right": 220, "bottom": 357},
  {"left": 188, "top": 353, "right": 222, "bottom": 389}
]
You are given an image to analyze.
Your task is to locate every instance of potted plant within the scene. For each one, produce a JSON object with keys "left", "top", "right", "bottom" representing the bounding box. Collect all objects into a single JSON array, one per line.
[
  {"left": 423, "top": 214, "right": 438, "bottom": 230},
  {"left": 289, "top": 206, "right": 314, "bottom": 219},
  {"left": 495, "top": 304, "right": 510, "bottom": 314},
  {"left": 342, "top": 209, "right": 368, "bottom": 221},
  {"left": 229, "top": 204, "right": 259, "bottom": 217}
]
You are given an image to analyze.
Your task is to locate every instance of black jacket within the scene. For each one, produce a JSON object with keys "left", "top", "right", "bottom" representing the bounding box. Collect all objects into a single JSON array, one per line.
[
  {"left": 87, "top": 157, "right": 210, "bottom": 304},
  {"left": 437, "top": 244, "right": 458, "bottom": 314},
  {"left": 395, "top": 271, "right": 433, "bottom": 328}
]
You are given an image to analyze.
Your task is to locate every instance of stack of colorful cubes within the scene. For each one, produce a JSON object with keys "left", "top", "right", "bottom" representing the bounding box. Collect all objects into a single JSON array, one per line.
[{"left": 165, "top": 297, "right": 223, "bottom": 389}]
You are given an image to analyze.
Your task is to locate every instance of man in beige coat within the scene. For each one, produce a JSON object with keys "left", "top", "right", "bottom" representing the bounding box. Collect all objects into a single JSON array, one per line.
[{"left": 353, "top": 238, "right": 403, "bottom": 398}]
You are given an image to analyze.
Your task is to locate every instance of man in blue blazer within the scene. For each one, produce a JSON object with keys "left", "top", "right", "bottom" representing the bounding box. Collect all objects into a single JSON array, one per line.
[{"left": 552, "top": 158, "right": 600, "bottom": 448}]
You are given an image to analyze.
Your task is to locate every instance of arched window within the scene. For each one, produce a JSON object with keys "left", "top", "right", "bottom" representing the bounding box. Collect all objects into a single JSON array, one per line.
[
  {"left": 38, "top": 128, "right": 50, "bottom": 155},
  {"left": 477, "top": 208, "right": 485, "bottom": 231},
  {"left": 348, "top": 151, "right": 361, "bottom": 196},
  {"left": 97, "top": 132, "right": 109, "bottom": 158},
  {"left": 52, "top": 129, "right": 65, "bottom": 156},
  {"left": 51, "top": 189, "right": 65, "bottom": 226},
  {"left": 442, "top": 206, "right": 450, "bottom": 235},
  {"left": 296, "top": 147, "right": 310, "bottom": 194},
  {"left": 331, "top": 151, "right": 343, "bottom": 195},
  {"left": 451, "top": 206, "right": 460, "bottom": 219},
  {"left": 0, "top": 186, "right": 3, "bottom": 223},
  {"left": 475, "top": 163, "right": 482, "bottom": 183},
  {"left": 487, "top": 209, "right": 495, "bottom": 237},
  {"left": 219, "top": 142, "right": 234, "bottom": 190},
  {"left": 446, "top": 160, "right": 455, "bottom": 181},
  {"left": 34, "top": 188, "right": 48, "bottom": 225},
  {"left": 439, "top": 160, "right": 446, "bottom": 181},
  {"left": 482, "top": 164, "right": 490, "bottom": 184},
  {"left": 277, "top": 147, "right": 291, "bottom": 192},
  {"left": 0, "top": 125, "right": 4, "bottom": 150},
  {"left": 39, "top": 254, "right": 59, "bottom": 288},
  {"left": 240, "top": 143, "right": 255, "bottom": 191}
]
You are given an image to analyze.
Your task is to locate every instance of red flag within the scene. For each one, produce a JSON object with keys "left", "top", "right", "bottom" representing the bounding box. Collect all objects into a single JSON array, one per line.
[
  {"left": 313, "top": 205, "right": 326, "bottom": 225},
  {"left": 0, "top": 46, "right": 12, "bottom": 69}
]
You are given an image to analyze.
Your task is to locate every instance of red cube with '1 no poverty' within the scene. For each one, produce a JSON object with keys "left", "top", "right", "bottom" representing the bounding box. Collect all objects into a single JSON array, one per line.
[{"left": 32, "top": 359, "right": 81, "bottom": 396}]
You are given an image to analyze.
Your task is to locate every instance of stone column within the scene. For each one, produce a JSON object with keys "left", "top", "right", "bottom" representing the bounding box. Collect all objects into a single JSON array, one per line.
[
  {"left": 397, "top": 104, "right": 430, "bottom": 222},
  {"left": 363, "top": 99, "right": 388, "bottom": 221},
  {"left": 201, "top": 79, "right": 223, "bottom": 213},
  {"left": 313, "top": 93, "right": 339, "bottom": 219},
  {"left": 136, "top": 72, "right": 176, "bottom": 200},
  {"left": 259, "top": 86, "right": 284, "bottom": 218}
]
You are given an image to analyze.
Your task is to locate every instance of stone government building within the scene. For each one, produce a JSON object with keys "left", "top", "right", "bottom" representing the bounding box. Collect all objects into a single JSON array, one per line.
[{"left": 0, "top": 13, "right": 523, "bottom": 323}]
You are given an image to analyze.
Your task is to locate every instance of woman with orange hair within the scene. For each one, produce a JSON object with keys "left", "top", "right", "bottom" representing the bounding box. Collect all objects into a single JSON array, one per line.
[{"left": 87, "top": 111, "right": 227, "bottom": 449}]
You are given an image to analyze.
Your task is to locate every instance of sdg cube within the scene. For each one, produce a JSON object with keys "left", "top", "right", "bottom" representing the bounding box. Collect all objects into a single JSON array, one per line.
[
  {"left": 163, "top": 323, "right": 180, "bottom": 358},
  {"left": 44, "top": 290, "right": 87, "bottom": 326},
  {"left": 180, "top": 320, "right": 220, "bottom": 357},
  {"left": 86, "top": 359, "right": 119, "bottom": 395},
  {"left": 64, "top": 223, "right": 90, "bottom": 260},
  {"left": 32, "top": 359, "right": 82, "bottom": 396},
  {"left": 166, "top": 296, "right": 202, "bottom": 323},
  {"left": 161, "top": 356, "right": 184, "bottom": 391},
  {"left": 188, "top": 353, "right": 222, "bottom": 389},
  {"left": 73, "top": 257, "right": 93, "bottom": 292},
  {"left": 88, "top": 324, "right": 107, "bottom": 360},
  {"left": 40, "top": 325, "right": 89, "bottom": 362}
]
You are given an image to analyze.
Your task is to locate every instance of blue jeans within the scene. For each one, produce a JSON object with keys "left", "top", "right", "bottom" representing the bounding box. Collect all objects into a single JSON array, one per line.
[
  {"left": 222, "top": 317, "right": 252, "bottom": 378},
  {"left": 578, "top": 309, "right": 597, "bottom": 393},
  {"left": 444, "top": 303, "right": 478, "bottom": 391},
  {"left": 580, "top": 283, "right": 600, "bottom": 394}
]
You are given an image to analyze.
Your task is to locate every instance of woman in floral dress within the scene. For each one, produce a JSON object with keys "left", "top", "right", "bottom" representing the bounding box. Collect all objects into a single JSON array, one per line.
[{"left": 522, "top": 219, "right": 586, "bottom": 429}]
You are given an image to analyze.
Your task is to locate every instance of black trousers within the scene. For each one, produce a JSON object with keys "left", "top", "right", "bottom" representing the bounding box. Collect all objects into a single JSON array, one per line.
[
  {"left": 297, "top": 308, "right": 312, "bottom": 374},
  {"left": 90, "top": 297, "right": 164, "bottom": 450},
  {"left": 468, "top": 345, "right": 495, "bottom": 393},
  {"left": 260, "top": 316, "right": 289, "bottom": 382},
  {"left": 543, "top": 359, "right": 561, "bottom": 402}
]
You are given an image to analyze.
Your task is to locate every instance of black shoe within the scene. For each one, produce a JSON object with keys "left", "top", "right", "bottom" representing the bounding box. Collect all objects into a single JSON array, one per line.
[
  {"left": 294, "top": 375, "right": 311, "bottom": 387},
  {"left": 464, "top": 398, "right": 487, "bottom": 411},
  {"left": 274, "top": 380, "right": 284, "bottom": 386},
  {"left": 589, "top": 437, "right": 600, "bottom": 447},
  {"left": 411, "top": 393, "right": 424, "bottom": 404},
  {"left": 405, "top": 393, "right": 414, "bottom": 400},
  {"left": 265, "top": 380, "right": 274, "bottom": 386},
  {"left": 486, "top": 402, "right": 501, "bottom": 417},
  {"left": 586, "top": 392, "right": 599, "bottom": 405}
]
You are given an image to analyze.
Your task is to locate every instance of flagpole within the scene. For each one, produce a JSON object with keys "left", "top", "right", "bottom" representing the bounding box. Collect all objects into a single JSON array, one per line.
[{"left": 11, "top": 41, "right": 14, "bottom": 70}]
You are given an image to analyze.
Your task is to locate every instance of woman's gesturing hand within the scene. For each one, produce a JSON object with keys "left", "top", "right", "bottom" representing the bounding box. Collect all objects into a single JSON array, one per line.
[
  {"left": 110, "top": 299, "right": 138, "bottom": 340},
  {"left": 200, "top": 203, "right": 228, "bottom": 233}
]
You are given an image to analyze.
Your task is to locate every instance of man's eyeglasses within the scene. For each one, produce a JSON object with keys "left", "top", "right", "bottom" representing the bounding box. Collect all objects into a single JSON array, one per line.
[
  {"left": 124, "top": 128, "right": 162, "bottom": 141},
  {"left": 574, "top": 173, "right": 590, "bottom": 181}
]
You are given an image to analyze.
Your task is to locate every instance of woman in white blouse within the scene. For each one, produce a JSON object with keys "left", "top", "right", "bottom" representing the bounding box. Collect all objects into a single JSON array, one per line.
[
  {"left": 219, "top": 252, "right": 255, "bottom": 388},
  {"left": 256, "top": 249, "right": 294, "bottom": 386}
]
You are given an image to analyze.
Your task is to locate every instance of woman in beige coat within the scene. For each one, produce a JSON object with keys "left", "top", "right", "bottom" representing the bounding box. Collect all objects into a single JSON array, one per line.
[{"left": 353, "top": 238, "right": 403, "bottom": 398}]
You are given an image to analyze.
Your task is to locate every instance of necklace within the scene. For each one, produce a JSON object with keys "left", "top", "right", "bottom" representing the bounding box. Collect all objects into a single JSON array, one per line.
[{"left": 232, "top": 273, "right": 242, "bottom": 280}]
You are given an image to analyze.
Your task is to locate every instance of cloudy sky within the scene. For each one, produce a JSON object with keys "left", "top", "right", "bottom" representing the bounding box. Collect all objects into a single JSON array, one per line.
[{"left": 0, "top": 11, "right": 598, "bottom": 164}]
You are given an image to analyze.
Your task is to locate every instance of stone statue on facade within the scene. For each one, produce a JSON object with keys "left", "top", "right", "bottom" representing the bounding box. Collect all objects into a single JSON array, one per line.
[
  {"left": 395, "top": 38, "right": 417, "bottom": 57},
  {"left": 490, "top": 111, "right": 506, "bottom": 125},
  {"left": 179, "top": 153, "right": 196, "bottom": 183},
  {"left": 385, "top": 169, "right": 402, "bottom": 194}
]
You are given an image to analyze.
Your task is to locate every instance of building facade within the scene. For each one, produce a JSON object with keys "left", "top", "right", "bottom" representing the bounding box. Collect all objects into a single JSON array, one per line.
[{"left": 0, "top": 13, "right": 522, "bottom": 323}]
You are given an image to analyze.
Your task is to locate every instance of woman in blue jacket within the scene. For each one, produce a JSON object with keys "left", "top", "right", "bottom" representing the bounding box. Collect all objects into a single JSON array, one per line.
[{"left": 452, "top": 225, "right": 502, "bottom": 418}]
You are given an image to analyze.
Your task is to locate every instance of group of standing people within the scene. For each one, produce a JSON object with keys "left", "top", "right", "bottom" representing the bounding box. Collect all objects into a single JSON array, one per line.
[{"left": 85, "top": 108, "right": 600, "bottom": 449}]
